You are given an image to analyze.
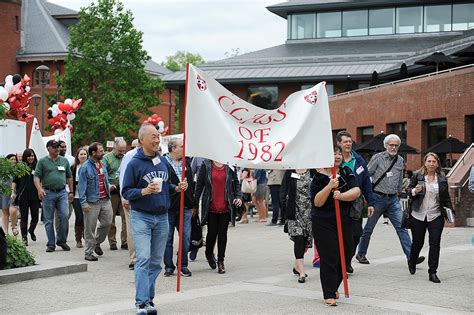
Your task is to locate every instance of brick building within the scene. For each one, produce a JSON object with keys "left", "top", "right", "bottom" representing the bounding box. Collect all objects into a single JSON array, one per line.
[
  {"left": 0, "top": 0, "right": 176, "bottom": 140},
  {"left": 164, "top": 0, "right": 474, "bottom": 168}
]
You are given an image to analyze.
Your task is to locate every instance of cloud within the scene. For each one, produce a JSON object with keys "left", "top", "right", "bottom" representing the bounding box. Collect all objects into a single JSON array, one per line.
[{"left": 49, "top": 0, "right": 287, "bottom": 63}]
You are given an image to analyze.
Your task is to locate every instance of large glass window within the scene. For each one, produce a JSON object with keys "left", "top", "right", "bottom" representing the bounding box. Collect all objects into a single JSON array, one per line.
[
  {"left": 424, "top": 5, "right": 452, "bottom": 32},
  {"left": 291, "top": 13, "right": 315, "bottom": 39},
  {"left": 369, "top": 8, "right": 395, "bottom": 35},
  {"left": 453, "top": 3, "right": 474, "bottom": 31},
  {"left": 426, "top": 119, "right": 447, "bottom": 148},
  {"left": 358, "top": 126, "right": 374, "bottom": 143},
  {"left": 301, "top": 82, "right": 334, "bottom": 96},
  {"left": 387, "top": 122, "right": 407, "bottom": 144},
  {"left": 396, "top": 6, "right": 423, "bottom": 34},
  {"left": 317, "top": 12, "right": 341, "bottom": 38},
  {"left": 343, "top": 10, "right": 368, "bottom": 36},
  {"left": 247, "top": 86, "right": 278, "bottom": 110}
]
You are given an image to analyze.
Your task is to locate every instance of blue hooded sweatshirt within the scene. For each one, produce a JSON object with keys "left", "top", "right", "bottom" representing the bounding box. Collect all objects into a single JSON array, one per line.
[{"left": 122, "top": 148, "right": 177, "bottom": 214}]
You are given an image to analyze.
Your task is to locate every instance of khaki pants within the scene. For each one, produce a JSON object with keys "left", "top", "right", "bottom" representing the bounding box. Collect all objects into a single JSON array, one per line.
[
  {"left": 123, "top": 205, "right": 135, "bottom": 264},
  {"left": 84, "top": 199, "right": 113, "bottom": 257},
  {"left": 107, "top": 193, "right": 127, "bottom": 246}
]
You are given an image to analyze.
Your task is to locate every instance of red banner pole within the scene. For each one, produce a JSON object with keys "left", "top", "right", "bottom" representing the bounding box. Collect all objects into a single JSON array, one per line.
[
  {"left": 332, "top": 167, "right": 349, "bottom": 298},
  {"left": 176, "top": 63, "right": 190, "bottom": 292}
]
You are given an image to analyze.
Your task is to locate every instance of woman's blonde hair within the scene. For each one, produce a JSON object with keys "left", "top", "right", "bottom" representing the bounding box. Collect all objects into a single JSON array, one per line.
[{"left": 419, "top": 152, "right": 444, "bottom": 176}]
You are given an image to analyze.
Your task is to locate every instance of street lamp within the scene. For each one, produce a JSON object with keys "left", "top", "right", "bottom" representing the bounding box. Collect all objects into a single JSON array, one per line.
[
  {"left": 31, "top": 94, "right": 41, "bottom": 119},
  {"left": 34, "top": 65, "right": 50, "bottom": 133}
]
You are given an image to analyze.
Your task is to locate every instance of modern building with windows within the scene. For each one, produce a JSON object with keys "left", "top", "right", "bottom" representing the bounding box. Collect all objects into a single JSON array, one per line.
[{"left": 164, "top": 0, "right": 473, "bottom": 168}]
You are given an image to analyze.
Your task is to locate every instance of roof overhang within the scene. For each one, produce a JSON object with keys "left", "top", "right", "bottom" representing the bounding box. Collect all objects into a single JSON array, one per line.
[{"left": 16, "top": 53, "right": 67, "bottom": 62}]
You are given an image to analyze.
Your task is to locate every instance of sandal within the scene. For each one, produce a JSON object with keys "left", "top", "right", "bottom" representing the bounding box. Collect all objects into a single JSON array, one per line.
[
  {"left": 324, "top": 299, "right": 337, "bottom": 306},
  {"left": 12, "top": 227, "right": 19, "bottom": 236}
]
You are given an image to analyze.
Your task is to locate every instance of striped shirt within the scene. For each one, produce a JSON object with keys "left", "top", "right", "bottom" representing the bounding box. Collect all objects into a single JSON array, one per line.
[
  {"left": 368, "top": 151, "right": 404, "bottom": 195},
  {"left": 165, "top": 155, "right": 183, "bottom": 180}
]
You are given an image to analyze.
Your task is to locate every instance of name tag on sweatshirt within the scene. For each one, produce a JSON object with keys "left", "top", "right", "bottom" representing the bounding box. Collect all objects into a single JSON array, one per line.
[
  {"left": 291, "top": 173, "right": 301, "bottom": 179},
  {"left": 57, "top": 166, "right": 65, "bottom": 171},
  {"left": 152, "top": 157, "right": 161, "bottom": 166},
  {"left": 356, "top": 166, "right": 364, "bottom": 175}
]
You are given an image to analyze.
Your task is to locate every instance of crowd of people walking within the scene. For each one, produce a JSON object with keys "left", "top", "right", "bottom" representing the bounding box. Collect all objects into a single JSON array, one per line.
[{"left": 2, "top": 123, "right": 468, "bottom": 314}]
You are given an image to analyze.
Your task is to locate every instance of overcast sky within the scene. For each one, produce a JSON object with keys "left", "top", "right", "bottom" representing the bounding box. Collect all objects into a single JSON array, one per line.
[{"left": 49, "top": 0, "right": 287, "bottom": 64}]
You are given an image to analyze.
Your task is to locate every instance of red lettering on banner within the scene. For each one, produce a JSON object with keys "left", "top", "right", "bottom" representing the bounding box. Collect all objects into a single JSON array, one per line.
[
  {"left": 217, "top": 96, "right": 235, "bottom": 113},
  {"left": 230, "top": 107, "right": 248, "bottom": 122},
  {"left": 233, "top": 140, "right": 286, "bottom": 163},
  {"left": 238, "top": 126, "right": 253, "bottom": 140},
  {"left": 253, "top": 128, "right": 271, "bottom": 143}
]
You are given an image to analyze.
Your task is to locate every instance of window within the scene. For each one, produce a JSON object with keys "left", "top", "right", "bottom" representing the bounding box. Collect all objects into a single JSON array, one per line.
[
  {"left": 343, "top": 10, "right": 368, "bottom": 37},
  {"left": 317, "top": 12, "right": 341, "bottom": 38},
  {"left": 426, "top": 119, "right": 447, "bottom": 148},
  {"left": 396, "top": 6, "right": 423, "bottom": 34},
  {"left": 453, "top": 3, "right": 474, "bottom": 31},
  {"left": 332, "top": 129, "right": 346, "bottom": 144},
  {"left": 301, "top": 82, "right": 334, "bottom": 96},
  {"left": 291, "top": 13, "right": 315, "bottom": 39},
  {"left": 465, "top": 115, "right": 474, "bottom": 145},
  {"left": 358, "top": 126, "right": 374, "bottom": 143},
  {"left": 15, "top": 16, "right": 19, "bottom": 32},
  {"left": 369, "top": 8, "right": 395, "bottom": 35},
  {"left": 387, "top": 122, "right": 407, "bottom": 144},
  {"left": 247, "top": 86, "right": 278, "bottom": 110},
  {"left": 424, "top": 5, "right": 452, "bottom": 32}
]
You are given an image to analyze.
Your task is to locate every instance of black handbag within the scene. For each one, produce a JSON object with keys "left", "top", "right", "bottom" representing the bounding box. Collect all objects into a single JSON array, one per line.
[
  {"left": 401, "top": 198, "right": 412, "bottom": 229},
  {"left": 189, "top": 215, "right": 203, "bottom": 251},
  {"left": 350, "top": 195, "right": 365, "bottom": 219}
]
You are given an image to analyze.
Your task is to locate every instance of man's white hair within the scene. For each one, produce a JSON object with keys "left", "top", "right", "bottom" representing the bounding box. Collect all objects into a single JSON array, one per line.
[
  {"left": 383, "top": 134, "right": 401, "bottom": 148},
  {"left": 138, "top": 124, "right": 156, "bottom": 140}
]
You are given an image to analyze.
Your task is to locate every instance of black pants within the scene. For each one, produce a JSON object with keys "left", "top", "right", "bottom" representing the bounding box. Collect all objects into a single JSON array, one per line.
[
  {"left": 350, "top": 218, "right": 363, "bottom": 262},
  {"left": 293, "top": 235, "right": 307, "bottom": 259},
  {"left": 410, "top": 215, "right": 444, "bottom": 274},
  {"left": 313, "top": 217, "right": 353, "bottom": 299},
  {"left": 205, "top": 212, "right": 230, "bottom": 262},
  {"left": 19, "top": 199, "right": 40, "bottom": 239}
]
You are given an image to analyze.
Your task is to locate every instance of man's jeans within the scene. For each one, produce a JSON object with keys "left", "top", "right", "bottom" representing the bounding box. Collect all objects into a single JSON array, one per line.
[
  {"left": 131, "top": 210, "right": 169, "bottom": 306},
  {"left": 42, "top": 189, "right": 69, "bottom": 248},
  {"left": 358, "top": 194, "right": 412, "bottom": 258},
  {"left": 269, "top": 185, "right": 281, "bottom": 224},
  {"left": 164, "top": 208, "right": 191, "bottom": 271}
]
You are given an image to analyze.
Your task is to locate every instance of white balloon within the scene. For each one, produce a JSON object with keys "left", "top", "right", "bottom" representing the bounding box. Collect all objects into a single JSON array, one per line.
[
  {"left": 158, "top": 126, "right": 164, "bottom": 133},
  {"left": 64, "top": 98, "right": 72, "bottom": 105},
  {"left": 54, "top": 129, "right": 62, "bottom": 135},
  {"left": 157, "top": 121, "right": 165, "bottom": 128},
  {"left": 67, "top": 113, "right": 76, "bottom": 121},
  {"left": 25, "top": 86, "right": 31, "bottom": 93},
  {"left": 52, "top": 104, "right": 59, "bottom": 111},
  {"left": 4, "top": 82, "right": 13, "bottom": 92},
  {"left": 52, "top": 109, "right": 59, "bottom": 117},
  {"left": 0, "top": 87, "right": 8, "bottom": 102},
  {"left": 5, "top": 75, "right": 13, "bottom": 84},
  {"left": 2, "top": 102, "right": 10, "bottom": 111}
]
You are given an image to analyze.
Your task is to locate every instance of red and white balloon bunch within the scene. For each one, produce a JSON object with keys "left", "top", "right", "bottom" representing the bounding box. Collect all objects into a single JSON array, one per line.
[
  {"left": 144, "top": 114, "right": 168, "bottom": 135},
  {"left": 47, "top": 98, "right": 82, "bottom": 134},
  {"left": 0, "top": 74, "right": 33, "bottom": 122}
]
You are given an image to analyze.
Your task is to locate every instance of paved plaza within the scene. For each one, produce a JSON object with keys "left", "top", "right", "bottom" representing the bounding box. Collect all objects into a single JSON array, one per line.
[{"left": 1, "top": 216, "right": 473, "bottom": 314}]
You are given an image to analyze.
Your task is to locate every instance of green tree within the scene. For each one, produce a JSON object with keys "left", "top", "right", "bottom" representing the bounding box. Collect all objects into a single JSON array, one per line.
[
  {"left": 0, "top": 158, "right": 29, "bottom": 195},
  {"left": 162, "top": 51, "right": 205, "bottom": 72},
  {"left": 58, "top": 0, "right": 163, "bottom": 145}
]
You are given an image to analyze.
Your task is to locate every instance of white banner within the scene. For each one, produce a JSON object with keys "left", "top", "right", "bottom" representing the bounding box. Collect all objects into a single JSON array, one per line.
[
  {"left": 185, "top": 65, "right": 334, "bottom": 169},
  {"left": 28, "top": 118, "right": 72, "bottom": 159}
]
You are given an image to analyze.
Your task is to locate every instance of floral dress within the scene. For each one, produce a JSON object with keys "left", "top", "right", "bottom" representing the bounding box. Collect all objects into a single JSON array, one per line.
[{"left": 287, "top": 170, "right": 313, "bottom": 248}]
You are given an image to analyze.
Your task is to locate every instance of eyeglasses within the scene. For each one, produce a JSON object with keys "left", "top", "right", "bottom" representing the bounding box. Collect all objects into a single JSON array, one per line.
[{"left": 387, "top": 144, "right": 400, "bottom": 148}]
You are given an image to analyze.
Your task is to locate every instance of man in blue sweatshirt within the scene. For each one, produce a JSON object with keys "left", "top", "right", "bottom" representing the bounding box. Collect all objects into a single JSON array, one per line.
[{"left": 122, "top": 124, "right": 188, "bottom": 315}]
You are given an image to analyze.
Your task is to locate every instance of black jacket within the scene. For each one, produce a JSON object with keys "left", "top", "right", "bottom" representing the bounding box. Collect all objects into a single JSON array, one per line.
[
  {"left": 194, "top": 159, "right": 242, "bottom": 226},
  {"left": 408, "top": 172, "right": 453, "bottom": 219},
  {"left": 279, "top": 170, "right": 298, "bottom": 220},
  {"left": 163, "top": 156, "right": 195, "bottom": 211}
]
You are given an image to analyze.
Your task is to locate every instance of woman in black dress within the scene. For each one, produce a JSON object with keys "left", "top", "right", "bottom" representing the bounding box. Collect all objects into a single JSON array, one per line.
[{"left": 310, "top": 145, "right": 360, "bottom": 306}]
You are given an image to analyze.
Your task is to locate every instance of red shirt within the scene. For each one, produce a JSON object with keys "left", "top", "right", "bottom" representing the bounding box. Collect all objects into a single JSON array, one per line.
[
  {"left": 96, "top": 162, "right": 107, "bottom": 200},
  {"left": 209, "top": 165, "right": 228, "bottom": 213}
]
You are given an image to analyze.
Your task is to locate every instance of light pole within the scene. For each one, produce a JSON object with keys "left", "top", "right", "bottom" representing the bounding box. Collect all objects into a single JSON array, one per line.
[
  {"left": 31, "top": 94, "right": 41, "bottom": 119},
  {"left": 34, "top": 65, "right": 50, "bottom": 133}
]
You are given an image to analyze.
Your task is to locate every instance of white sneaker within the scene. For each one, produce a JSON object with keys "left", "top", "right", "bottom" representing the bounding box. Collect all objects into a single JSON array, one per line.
[
  {"left": 146, "top": 302, "right": 158, "bottom": 315},
  {"left": 136, "top": 304, "right": 147, "bottom": 314}
]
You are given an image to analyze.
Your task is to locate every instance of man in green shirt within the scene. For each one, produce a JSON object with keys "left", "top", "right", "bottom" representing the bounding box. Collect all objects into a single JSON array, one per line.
[
  {"left": 34, "top": 140, "right": 74, "bottom": 252},
  {"left": 103, "top": 139, "right": 127, "bottom": 250}
]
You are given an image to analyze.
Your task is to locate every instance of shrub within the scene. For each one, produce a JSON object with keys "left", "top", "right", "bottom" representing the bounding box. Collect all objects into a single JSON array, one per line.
[{"left": 5, "top": 235, "right": 35, "bottom": 269}]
